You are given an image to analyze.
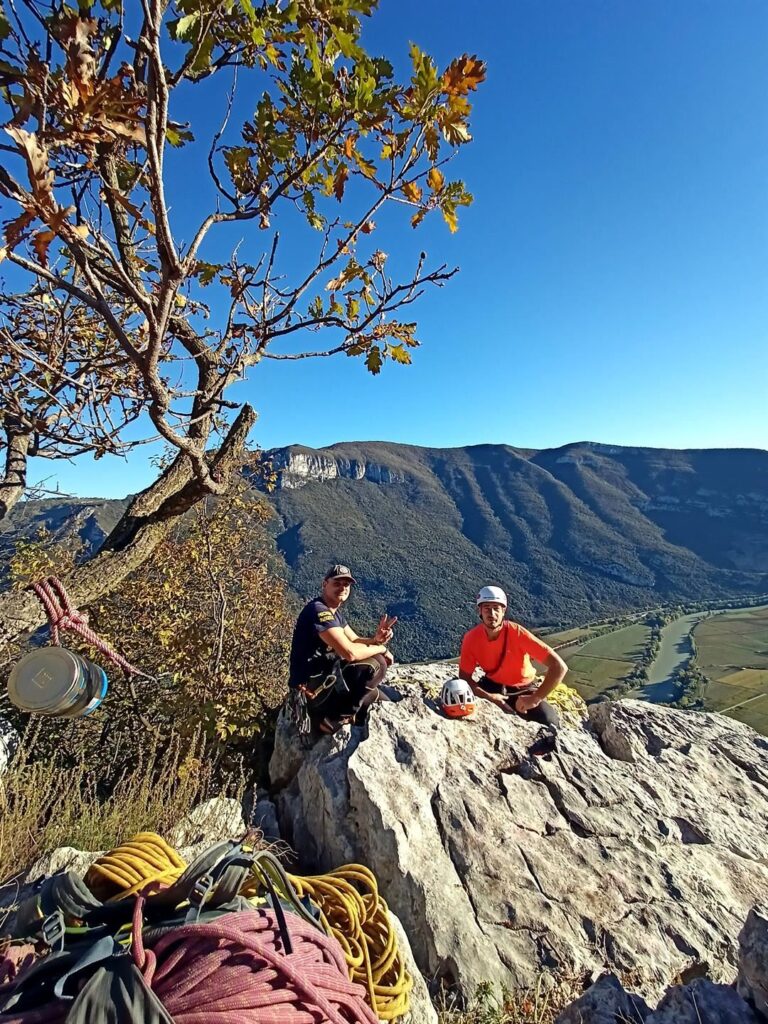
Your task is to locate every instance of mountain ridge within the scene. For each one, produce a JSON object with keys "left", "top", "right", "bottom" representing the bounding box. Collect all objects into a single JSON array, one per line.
[
  {"left": 260, "top": 440, "right": 768, "bottom": 658},
  {"left": 3, "top": 440, "right": 766, "bottom": 660}
]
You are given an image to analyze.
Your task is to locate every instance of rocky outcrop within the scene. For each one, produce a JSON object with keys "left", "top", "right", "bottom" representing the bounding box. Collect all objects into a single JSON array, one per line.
[
  {"left": 555, "top": 974, "right": 759, "bottom": 1024},
  {"left": 268, "top": 447, "right": 405, "bottom": 490},
  {"left": 737, "top": 906, "right": 768, "bottom": 1018},
  {"left": 270, "top": 680, "right": 768, "bottom": 1004}
]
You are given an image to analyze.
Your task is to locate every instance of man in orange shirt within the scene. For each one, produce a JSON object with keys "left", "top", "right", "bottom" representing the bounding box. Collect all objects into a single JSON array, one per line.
[{"left": 458, "top": 586, "right": 567, "bottom": 728}]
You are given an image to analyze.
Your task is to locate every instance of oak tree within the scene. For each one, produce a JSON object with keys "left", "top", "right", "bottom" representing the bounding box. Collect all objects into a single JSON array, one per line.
[{"left": 0, "top": 0, "right": 484, "bottom": 646}]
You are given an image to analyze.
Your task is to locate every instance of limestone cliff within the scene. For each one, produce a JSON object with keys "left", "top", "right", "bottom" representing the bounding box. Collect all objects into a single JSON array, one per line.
[{"left": 270, "top": 671, "right": 768, "bottom": 1012}]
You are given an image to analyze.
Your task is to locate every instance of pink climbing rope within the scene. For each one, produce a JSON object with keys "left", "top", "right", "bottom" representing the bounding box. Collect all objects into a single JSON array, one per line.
[
  {"left": 0, "top": 906, "right": 380, "bottom": 1023},
  {"left": 131, "top": 901, "right": 379, "bottom": 1024},
  {"left": 30, "top": 575, "right": 145, "bottom": 677}
]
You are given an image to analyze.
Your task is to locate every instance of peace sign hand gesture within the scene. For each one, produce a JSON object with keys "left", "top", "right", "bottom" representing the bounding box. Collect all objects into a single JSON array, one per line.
[{"left": 373, "top": 613, "right": 398, "bottom": 644}]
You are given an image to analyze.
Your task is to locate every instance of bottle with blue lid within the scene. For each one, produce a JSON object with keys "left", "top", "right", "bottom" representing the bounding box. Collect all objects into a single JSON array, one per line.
[{"left": 7, "top": 648, "right": 108, "bottom": 718}]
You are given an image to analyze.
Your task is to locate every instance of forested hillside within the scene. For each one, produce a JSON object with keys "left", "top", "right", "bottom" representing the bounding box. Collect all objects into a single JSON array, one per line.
[{"left": 5, "top": 442, "right": 766, "bottom": 661}]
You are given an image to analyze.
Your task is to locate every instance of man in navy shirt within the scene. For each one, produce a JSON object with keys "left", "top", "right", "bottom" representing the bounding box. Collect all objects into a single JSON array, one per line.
[{"left": 289, "top": 564, "right": 396, "bottom": 735}]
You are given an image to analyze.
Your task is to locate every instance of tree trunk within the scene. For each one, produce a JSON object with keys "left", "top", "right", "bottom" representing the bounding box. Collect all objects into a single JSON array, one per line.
[{"left": 0, "top": 425, "right": 31, "bottom": 521}]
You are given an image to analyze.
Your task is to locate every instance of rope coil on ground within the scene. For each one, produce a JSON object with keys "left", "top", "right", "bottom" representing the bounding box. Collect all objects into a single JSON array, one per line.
[
  {"left": 287, "top": 865, "right": 413, "bottom": 1021},
  {"left": 85, "top": 833, "right": 188, "bottom": 899},
  {"left": 547, "top": 682, "right": 588, "bottom": 727},
  {"left": 83, "top": 833, "right": 412, "bottom": 1019},
  {"left": 131, "top": 898, "right": 380, "bottom": 1024}
]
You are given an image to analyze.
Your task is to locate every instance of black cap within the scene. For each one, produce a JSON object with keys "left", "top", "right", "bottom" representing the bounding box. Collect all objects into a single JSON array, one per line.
[{"left": 323, "top": 564, "right": 356, "bottom": 583}]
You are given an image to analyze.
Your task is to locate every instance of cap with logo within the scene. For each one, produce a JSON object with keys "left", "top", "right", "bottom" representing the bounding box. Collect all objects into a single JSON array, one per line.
[
  {"left": 324, "top": 564, "right": 357, "bottom": 583},
  {"left": 476, "top": 585, "right": 507, "bottom": 607}
]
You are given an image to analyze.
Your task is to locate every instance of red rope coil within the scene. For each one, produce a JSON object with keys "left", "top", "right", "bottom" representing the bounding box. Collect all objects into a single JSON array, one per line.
[
  {"left": 0, "top": 906, "right": 380, "bottom": 1023},
  {"left": 30, "top": 576, "right": 145, "bottom": 677}
]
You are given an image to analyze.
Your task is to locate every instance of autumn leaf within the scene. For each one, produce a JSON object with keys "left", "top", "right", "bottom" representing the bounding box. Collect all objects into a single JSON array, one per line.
[
  {"left": 326, "top": 258, "right": 364, "bottom": 292},
  {"left": 32, "top": 229, "right": 56, "bottom": 266},
  {"left": 333, "top": 163, "right": 349, "bottom": 202},
  {"left": 438, "top": 108, "right": 471, "bottom": 146},
  {"left": 352, "top": 149, "right": 377, "bottom": 180},
  {"left": 5, "top": 127, "right": 54, "bottom": 204},
  {"left": 427, "top": 167, "right": 444, "bottom": 192},
  {"left": 402, "top": 181, "right": 422, "bottom": 203},
  {"left": 411, "top": 208, "right": 427, "bottom": 229},
  {"left": 194, "top": 261, "right": 222, "bottom": 286},
  {"left": 365, "top": 345, "right": 383, "bottom": 374},
  {"left": 4, "top": 209, "right": 36, "bottom": 249},
  {"left": 360, "top": 220, "right": 375, "bottom": 234},
  {"left": 442, "top": 54, "right": 486, "bottom": 95},
  {"left": 166, "top": 124, "right": 195, "bottom": 147},
  {"left": 425, "top": 125, "right": 439, "bottom": 162},
  {"left": 344, "top": 135, "right": 356, "bottom": 159},
  {"left": 387, "top": 343, "right": 412, "bottom": 365},
  {"left": 109, "top": 190, "right": 156, "bottom": 235},
  {"left": 441, "top": 204, "right": 458, "bottom": 233}
]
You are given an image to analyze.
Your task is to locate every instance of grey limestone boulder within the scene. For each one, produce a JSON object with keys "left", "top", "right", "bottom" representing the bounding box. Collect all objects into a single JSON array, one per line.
[
  {"left": 554, "top": 974, "right": 649, "bottom": 1023},
  {"left": 167, "top": 796, "right": 246, "bottom": 848},
  {"left": 737, "top": 905, "right": 768, "bottom": 1019},
  {"left": 26, "top": 846, "right": 103, "bottom": 882},
  {"left": 645, "top": 978, "right": 757, "bottom": 1023},
  {"left": 270, "top": 679, "right": 768, "bottom": 1002}
]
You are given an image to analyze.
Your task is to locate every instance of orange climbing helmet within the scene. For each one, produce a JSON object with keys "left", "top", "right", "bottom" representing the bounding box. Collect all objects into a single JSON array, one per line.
[{"left": 441, "top": 678, "right": 476, "bottom": 719}]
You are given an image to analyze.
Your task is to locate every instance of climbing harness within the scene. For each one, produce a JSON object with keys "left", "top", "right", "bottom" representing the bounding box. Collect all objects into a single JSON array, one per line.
[{"left": 0, "top": 832, "right": 412, "bottom": 1022}]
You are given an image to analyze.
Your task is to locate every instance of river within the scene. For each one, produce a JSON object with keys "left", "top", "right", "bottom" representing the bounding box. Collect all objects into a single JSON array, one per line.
[
  {"left": 639, "top": 603, "right": 768, "bottom": 704},
  {"left": 638, "top": 612, "right": 701, "bottom": 702}
]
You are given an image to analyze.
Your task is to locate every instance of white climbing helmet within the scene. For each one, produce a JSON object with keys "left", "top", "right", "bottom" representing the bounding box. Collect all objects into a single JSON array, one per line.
[
  {"left": 441, "top": 678, "right": 476, "bottom": 719},
  {"left": 476, "top": 585, "right": 507, "bottom": 607}
]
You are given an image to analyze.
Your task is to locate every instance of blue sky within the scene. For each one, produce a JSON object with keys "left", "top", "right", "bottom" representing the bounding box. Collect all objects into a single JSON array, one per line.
[{"left": 25, "top": 0, "right": 768, "bottom": 499}]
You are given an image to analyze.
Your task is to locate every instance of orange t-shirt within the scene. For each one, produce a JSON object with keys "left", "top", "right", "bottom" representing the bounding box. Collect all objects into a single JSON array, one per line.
[{"left": 459, "top": 621, "right": 554, "bottom": 689}]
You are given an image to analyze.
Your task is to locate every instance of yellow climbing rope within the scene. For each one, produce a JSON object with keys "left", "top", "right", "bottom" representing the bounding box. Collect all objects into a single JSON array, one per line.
[
  {"left": 286, "top": 864, "right": 413, "bottom": 1021},
  {"left": 546, "top": 682, "right": 588, "bottom": 727},
  {"left": 85, "top": 832, "right": 187, "bottom": 900}
]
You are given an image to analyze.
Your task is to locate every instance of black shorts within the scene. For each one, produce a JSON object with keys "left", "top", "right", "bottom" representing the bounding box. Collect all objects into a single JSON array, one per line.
[
  {"left": 483, "top": 678, "right": 559, "bottom": 728},
  {"left": 304, "top": 661, "right": 377, "bottom": 722}
]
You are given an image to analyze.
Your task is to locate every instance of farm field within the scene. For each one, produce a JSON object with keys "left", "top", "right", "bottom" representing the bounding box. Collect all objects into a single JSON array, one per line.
[
  {"left": 563, "top": 623, "right": 650, "bottom": 701},
  {"left": 695, "top": 606, "right": 768, "bottom": 731},
  {"left": 542, "top": 625, "right": 600, "bottom": 647}
]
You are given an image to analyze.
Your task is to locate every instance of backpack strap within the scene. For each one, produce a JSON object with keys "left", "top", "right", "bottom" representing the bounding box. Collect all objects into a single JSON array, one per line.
[
  {"left": 13, "top": 871, "right": 104, "bottom": 940},
  {"left": 64, "top": 954, "right": 175, "bottom": 1024}
]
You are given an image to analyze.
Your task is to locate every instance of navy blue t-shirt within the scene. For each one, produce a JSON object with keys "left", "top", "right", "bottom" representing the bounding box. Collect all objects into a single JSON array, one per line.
[{"left": 288, "top": 598, "right": 348, "bottom": 688}]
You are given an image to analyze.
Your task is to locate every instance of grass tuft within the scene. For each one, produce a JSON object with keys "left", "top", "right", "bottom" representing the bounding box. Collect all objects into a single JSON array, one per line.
[{"left": 438, "top": 978, "right": 580, "bottom": 1024}]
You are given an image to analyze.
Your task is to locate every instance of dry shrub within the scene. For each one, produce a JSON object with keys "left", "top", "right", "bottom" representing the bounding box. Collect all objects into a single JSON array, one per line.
[
  {"left": 91, "top": 489, "right": 294, "bottom": 745},
  {"left": 0, "top": 728, "right": 243, "bottom": 882},
  {"left": 438, "top": 978, "right": 581, "bottom": 1024}
]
